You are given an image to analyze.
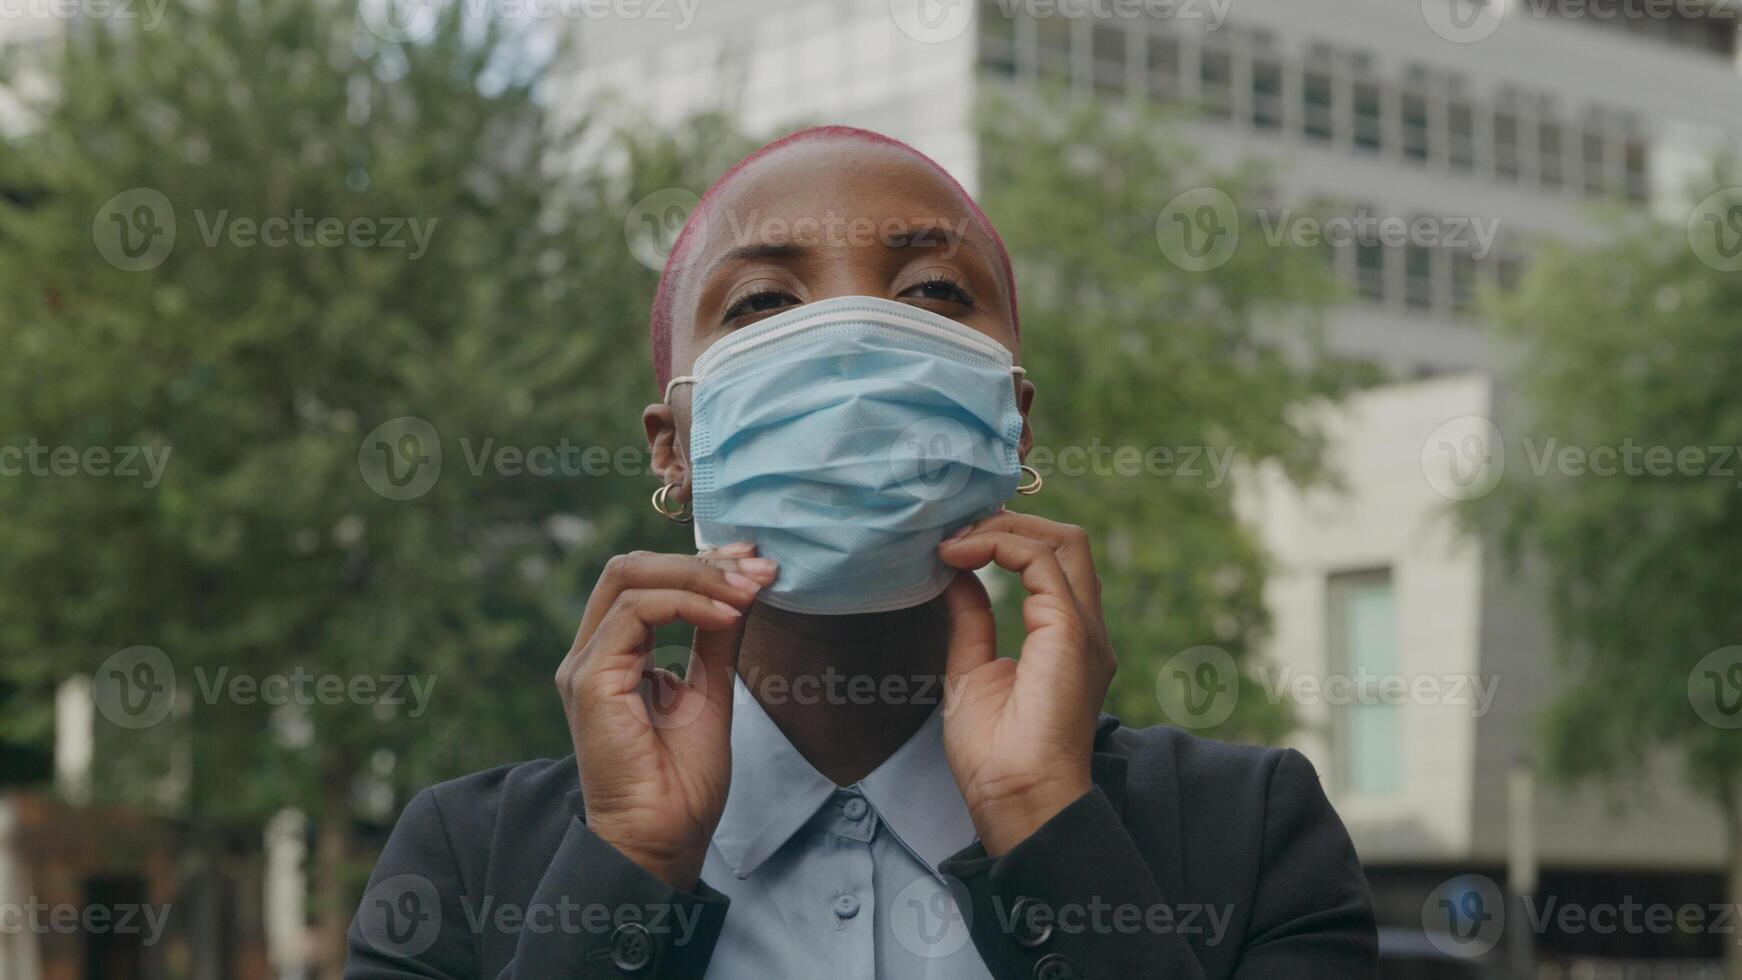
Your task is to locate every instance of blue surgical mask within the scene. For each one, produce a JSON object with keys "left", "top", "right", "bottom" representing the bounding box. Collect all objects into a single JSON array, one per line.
[{"left": 664, "top": 296, "right": 1026, "bottom": 615}]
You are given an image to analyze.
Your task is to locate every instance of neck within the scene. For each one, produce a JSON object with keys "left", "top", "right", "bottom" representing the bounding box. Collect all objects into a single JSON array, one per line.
[{"left": 735, "top": 595, "right": 950, "bottom": 787}]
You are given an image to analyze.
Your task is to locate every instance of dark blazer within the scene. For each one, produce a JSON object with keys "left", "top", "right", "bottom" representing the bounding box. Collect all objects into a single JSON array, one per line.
[{"left": 346, "top": 714, "right": 1378, "bottom": 979}]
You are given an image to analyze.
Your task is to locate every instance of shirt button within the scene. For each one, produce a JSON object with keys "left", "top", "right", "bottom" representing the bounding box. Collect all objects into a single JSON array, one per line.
[
  {"left": 609, "top": 922, "right": 654, "bottom": 973},
  {"left": 1033, "top": 953, "right": 1079, "bottom": 980},
  {"left": 842, "top": 796, "right": 870, "bottom": 821},
  {"left": 832, "top": 894, "right": 862, "bottom": 919}
]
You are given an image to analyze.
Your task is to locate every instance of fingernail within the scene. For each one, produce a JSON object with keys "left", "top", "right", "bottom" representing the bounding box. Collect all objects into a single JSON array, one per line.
[
  {"left": 738, "top": 557, "right": 779, "bottom": 578},
  {"left": 720, "top": 541, "right": 757, "bottom": 556},
  {"left": 943, "top": 525, "right": 973, "bottom": 542},
  {"left": 724, "top": 571, "right": 762, "bottom": 594},
  {"left": 711, "top": 599, "right": 742, "bottom": 617}
]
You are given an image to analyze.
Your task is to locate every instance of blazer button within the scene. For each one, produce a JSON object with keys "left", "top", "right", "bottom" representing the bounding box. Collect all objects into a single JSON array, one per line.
[
  {"left": 1008, "top": 897, "right": 1054, "bottom": 948},
  {"left": 609, "top": 922, "right": 654, "bottom": 974},
  {"left": 1033, "top": 953, "right": 1078, "bottom": 980}
]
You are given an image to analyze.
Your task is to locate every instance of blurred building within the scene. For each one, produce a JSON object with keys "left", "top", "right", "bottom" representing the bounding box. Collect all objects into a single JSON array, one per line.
[{"left": 559, "top": 0, "right": 1742, "bottom": 969}]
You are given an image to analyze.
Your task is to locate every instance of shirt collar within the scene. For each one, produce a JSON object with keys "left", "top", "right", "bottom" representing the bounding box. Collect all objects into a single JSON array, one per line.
[{"left": 710, "top": 675, "right": 979, "bottom": 879}]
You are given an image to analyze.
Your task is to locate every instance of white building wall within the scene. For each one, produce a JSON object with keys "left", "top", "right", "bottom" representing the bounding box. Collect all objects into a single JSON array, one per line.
[{"left": 1236, "top": 376, "right": 1726, "bottom": 868}]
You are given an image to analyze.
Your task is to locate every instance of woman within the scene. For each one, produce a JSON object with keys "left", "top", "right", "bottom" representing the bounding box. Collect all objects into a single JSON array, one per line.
[{"left": 347, "top": 126, "right": 1377, "bottom": 979}]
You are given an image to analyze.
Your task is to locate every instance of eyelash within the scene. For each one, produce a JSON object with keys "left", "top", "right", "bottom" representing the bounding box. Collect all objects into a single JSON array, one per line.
[
  {"left": 906, "top": 273, "right": 974, "bottom": 308},
  {"left": 721, "top": 274, "right": 976, "bottom": 323},
  {"left": 722, "top": 287, "right": 793, "bottom": 321}
]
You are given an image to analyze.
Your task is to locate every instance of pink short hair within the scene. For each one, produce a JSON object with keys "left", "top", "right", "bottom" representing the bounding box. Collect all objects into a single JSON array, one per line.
[{"left": 647, "top": 125, "right": 1020, "bottom": 390}]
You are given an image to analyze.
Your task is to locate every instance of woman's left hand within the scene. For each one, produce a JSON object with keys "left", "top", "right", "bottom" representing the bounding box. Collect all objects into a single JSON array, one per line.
[{"left": 935, "top": 510, "right": 1117, "bottom": 856}]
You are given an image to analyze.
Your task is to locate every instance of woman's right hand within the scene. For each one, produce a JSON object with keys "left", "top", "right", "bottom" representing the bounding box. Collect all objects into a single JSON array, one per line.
[{"left": 556, "top": 543, "right": 777, "bottom": 891}]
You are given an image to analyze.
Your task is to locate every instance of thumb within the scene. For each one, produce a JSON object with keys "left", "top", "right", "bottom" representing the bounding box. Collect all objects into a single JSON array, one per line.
[
  {"left": 942, "top": 570, "right": 997, "bottom": 681},
  {"left": 689, "top": 607, "right": 748, "bottom": 718}
]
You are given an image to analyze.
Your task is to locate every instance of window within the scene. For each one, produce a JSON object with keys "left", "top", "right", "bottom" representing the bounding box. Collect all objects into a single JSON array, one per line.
[
  {"left": 1582, "top": 125, "right": 1608, "bottom": 196},
  {"left": 1036, "top": 14, "right": 1072, "bottom": 82},
  {"left": 1302, "top": 65, "right": 1334, "bottom": 142},
  {"left": 1447, "top": 100, "right": 1475, "bottom": 172},
  {"left": 1451, "top": 249, "right": 1478, "bottom": 315},
  {"left": 1538, "top": 120, "right": 1563, "bottom": 189},
  {"left": 1200, "top": 43, "right": 1233, "bottom": 120},
  {"left": 1146, "top": 33, "right": 1179, "bottom": 100},
  {"left": 1624, "top": 136, "right": 1649, "bottom": 203},
  {"left": 1401, "top": 91, "right": 1430, "bottom": 163},
  {"left": 1328, "top": 571, "right": 1402, "bottom": 796},
  {"left": 1353, "top": 80, "right": 1383, "bottom": 153},
  {"left": 1091, "top": 22, "right": 1127, "bottom": 96},
  {"left": 1354, "top": 216, "right": 1385, "bottom": 303},
  {"left": 1405, "top": 236, "right": 1433, "bottom": 311},
  {"left": 1252, "top": 56, "right": 1284, "bottom": 130},
  {"left": 978, "top": 0, "right": 1018, "bottom": 77},
  {"left": 1493, "top": 108, "right": 1519, "bottom": 181}
]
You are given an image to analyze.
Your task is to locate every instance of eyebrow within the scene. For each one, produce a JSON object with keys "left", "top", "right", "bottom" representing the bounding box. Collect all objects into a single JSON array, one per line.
[
  {"left": 700, "top": 242, "right": 809, "bottom": 283},
  {"left": 696, "top": 221, "right": 992, "bottom": 284}
]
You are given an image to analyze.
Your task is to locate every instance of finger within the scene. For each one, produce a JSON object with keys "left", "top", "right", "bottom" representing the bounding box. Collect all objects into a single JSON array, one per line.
[
  {"left": 577, "top": 550, "right": 775, "bottom": 646},
  {"left": 936, "top": 530, "right": 1078, "bottom": 611},
  {"left": 688, "top": 601, "right": 749, "bottom": 717},
  {"left": 940, "top": 570, "right": 997, "bottom": 681},
  {"left": 579, "top": 588, "right": 743, "bottom": 700},
  {"left": 946, "top": 512, "right": 1100, "bottom": 613}
]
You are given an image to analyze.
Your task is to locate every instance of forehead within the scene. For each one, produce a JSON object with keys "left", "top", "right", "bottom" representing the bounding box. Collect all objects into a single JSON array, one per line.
[{"left": 681, "top": 138, "right": 989, "bottom": 271}]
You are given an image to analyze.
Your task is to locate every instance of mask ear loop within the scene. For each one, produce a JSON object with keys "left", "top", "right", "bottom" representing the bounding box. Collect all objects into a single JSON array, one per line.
[{"left": 664, "top": 375, "right": 695, "bottom": 403}]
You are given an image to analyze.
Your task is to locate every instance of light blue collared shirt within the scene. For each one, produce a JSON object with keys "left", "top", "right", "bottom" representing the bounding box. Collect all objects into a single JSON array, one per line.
[{"left": 700, "top": 678, "right": 994, "bottom": 979}]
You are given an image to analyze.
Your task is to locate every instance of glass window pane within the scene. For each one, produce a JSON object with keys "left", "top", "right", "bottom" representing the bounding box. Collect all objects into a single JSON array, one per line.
[
  {"left": 1402, "top": 92, "right": 1430, "bottom": 162},
  {"left": 1447, "top": 101, "right": 1475, "bottom": 172},
  {"left": 1494, "top": 110, "right": 1519, "bottom": 181},
  {"left": 1353, "top": 81, "right": 1382, "bottom": 153},
  {"left": 1539, "top": 121, "right": 1563, "bottom": 188},
  {"left": 1147, "top": 34, "right": 1178, "bottom": 100},
  {"left": 1303, "top": 69, "right": 1333, "bottom": 142},
  {"left": 1037, "top": 14, "right": 1072, "bottom": 80},
  {"left": 1252, "top": 58, "right": 1283, "bottom": 130},
  {"left": 1330, "top": 573, "right": 1402, "bottom": 796},
  {"left": 1200, "top": 45, "right": 1233, "bottom": 120},
  {"left": 1405, "top": 241, "right": 1433, "bottom": 311}
]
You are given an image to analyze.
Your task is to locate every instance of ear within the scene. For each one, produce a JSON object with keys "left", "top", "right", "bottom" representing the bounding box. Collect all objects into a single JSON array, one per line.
[
  {"left": 643, "top": 402, "right": 691, "bottom": 504},
  {"left": 1016, "top": 377, "right": 1036, "bottom": 461}
]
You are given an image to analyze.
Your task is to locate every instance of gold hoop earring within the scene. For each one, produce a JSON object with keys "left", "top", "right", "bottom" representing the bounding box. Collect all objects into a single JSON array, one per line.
[
  {"left": 651, "top": 484, "right": 692, "bottom": 524},
  {"left": 1016, "top": 464, "right": 1043, "bottom": 496}
]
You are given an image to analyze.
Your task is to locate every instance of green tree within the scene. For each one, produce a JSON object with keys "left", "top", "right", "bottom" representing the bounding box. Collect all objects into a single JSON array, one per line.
[
  {"left": 0, "top": 3, "right": 749, "bottom": 974},
  {"left": 1462, "top": 178, "right": 1742, "bottom": 976},
  {"left": 975, "top": 90, "right": 1372, "bottom": 739}
]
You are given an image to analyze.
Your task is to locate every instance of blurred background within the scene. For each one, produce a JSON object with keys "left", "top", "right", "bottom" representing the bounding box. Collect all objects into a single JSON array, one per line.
[{"left": 1, "top": 0, "right": 1740, "bottom": 977}]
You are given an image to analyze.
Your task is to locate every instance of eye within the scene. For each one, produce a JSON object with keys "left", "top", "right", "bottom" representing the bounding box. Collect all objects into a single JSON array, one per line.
[
  {"left": 900, "top": 274, "right": 974, "bottom": 309},
  {"left": 723, "top": 287, "right": 799, "bottom": 323}
]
